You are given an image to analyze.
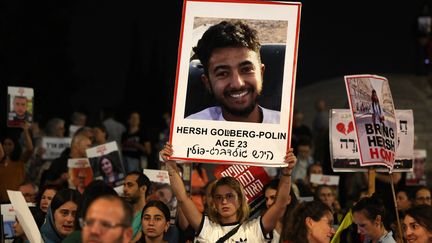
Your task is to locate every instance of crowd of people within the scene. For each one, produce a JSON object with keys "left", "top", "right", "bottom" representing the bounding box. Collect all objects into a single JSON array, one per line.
[{"left": 1, "top": 18, "right": 432, "bottom": 243}]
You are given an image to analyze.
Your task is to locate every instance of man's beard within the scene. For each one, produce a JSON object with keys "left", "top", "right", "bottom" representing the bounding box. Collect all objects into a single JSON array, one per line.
[
  {"left": 124, "top": 195, "right": 139, "bottom": 205},
  {"left": 220, "top": 100, "right": 257, "bottom": 117}
]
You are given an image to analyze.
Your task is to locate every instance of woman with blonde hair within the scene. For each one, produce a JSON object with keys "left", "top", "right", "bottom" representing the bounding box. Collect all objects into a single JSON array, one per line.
[{"left": 160, "top": 143, "right": 297, "bottom": 242}]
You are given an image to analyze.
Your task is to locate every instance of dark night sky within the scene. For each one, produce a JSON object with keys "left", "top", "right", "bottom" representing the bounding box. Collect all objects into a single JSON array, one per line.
[{"left": 0, "top": 0, "right": 429, "bottom": 137}]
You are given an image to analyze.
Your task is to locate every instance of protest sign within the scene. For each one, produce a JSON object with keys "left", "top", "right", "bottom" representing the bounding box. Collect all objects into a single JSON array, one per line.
[
  {"left": 213, "top": 164, "right": 271, "bottom": 216},
  {"left": 144, "top": 169, "right": 177, "bottom": 224},
  {"left": 1, "top": 204, "right": 15, "bottom": 240},
  {"left": 41, "top": 137, "right": 72, "bottom": 160},
  {"left": 7, "top": 86, "right": 34, "bottom": 127},
  {"left": 67, "top": 158, "right": 93, "bottom": 193},
  {"left": 406, "top": 149, "right": 427, "bottom": 186},
  {"left": 6, "top": 191, "right": 42, "bottom": 243},
  {"left": 330, "top": 109, "right": 414, "bottom": 172},
  {"left": 86, "top": 141, "right": 125, "bottom": 187},
  {"left": 169, "top": 0, "right": 301, "bottom": 167},
  {"left": 344, "top": 75, "right": 397, "bottom": 171}
]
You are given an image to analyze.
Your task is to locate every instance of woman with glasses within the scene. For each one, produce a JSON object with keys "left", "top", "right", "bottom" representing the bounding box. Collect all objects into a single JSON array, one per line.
[
  {"left": 402, "top": 204, "right": 432, "bottom": 243},
  {"left": 136, "top": 200, "right": 171, "bottom": 243},
  {"left": 159, "top": 143, "right": 297, "bottom": 243},
  {"left": 40, "top": 188, "right": 81, "bottom": 243}
]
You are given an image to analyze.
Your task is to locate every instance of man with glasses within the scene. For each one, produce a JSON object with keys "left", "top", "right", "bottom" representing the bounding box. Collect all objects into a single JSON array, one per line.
[{"left": 82, "top": 194, "right": 133, "bottom": 243}]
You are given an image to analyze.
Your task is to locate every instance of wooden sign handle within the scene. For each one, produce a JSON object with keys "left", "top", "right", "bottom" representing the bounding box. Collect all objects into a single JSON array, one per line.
[{"left": 368, "top": 168, "right": 376, "bottom": 196}]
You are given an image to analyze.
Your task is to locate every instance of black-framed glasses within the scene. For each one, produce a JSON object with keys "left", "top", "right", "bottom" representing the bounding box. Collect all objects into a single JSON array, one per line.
[{"left": 79, "top": 218, "right": 128, "bottom": 232}]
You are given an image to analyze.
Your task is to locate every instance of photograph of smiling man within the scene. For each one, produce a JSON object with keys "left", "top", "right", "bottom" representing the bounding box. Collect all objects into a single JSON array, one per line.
[{"left": 170, "top": 0, "right": 301, "bottom": 167}]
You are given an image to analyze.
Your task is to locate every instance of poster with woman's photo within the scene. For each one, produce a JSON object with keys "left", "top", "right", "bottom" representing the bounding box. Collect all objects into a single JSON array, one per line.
[
  {"left": 7, "top": 86, "right": 34, "bottom": 127},
  {"left": 344, "top": 74, "right": 397, "bottom": 171},
  {"left": 169, "top": 0, "right": 301, "bottom": 167},
  {"left": 86, "top": 141, "right": 125, "bottom": 187}
]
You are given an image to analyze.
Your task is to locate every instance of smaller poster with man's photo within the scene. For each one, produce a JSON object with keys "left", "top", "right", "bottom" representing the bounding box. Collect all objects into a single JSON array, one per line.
[{"left": 7, "top": 86, "right": 34, "bottom": 127}]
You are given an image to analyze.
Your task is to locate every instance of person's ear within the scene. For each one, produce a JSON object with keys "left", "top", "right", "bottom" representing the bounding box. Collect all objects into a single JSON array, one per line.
[
  {"left": 124, "top": 227, "right": 133, "bottom": 242},
  {"left": 164, "top": 221, "right": 170, "bottom": 232},
  {"left": 140, "top": 185, "right": 147, "bottom": 195},
  {"left": 261, "top": 63, "right": 265, "bottom": 79},
  {"left": 305, "top": 216, "right": 314, "bottom": 229},
  {"left": 375, "top": 215, "right": 382, "bottom": 225},
  {"left": 201, "top": 74, "right": 212, "bottom": 94}
]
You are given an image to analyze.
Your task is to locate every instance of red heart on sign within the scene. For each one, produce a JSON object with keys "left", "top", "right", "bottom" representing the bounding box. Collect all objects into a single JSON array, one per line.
[
  {"left": 336, "top": 123, "right": 346, "bottom": 135},
  {"left": 347, "top": 121, "right": 354, "bottom": 134}
]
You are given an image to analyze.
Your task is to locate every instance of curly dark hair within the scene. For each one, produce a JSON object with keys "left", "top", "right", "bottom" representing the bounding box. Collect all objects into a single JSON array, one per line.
[{"left": 193, "top": 20, "right": 261, "bottom": 76}]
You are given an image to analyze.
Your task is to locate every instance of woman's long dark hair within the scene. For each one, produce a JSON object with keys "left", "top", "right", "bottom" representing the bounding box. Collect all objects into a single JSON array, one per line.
[{"left": 283, "top": 200, "right": 332, "bottom": 243}]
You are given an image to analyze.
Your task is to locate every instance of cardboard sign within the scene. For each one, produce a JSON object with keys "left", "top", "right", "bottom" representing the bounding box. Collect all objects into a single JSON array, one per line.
[
  {"left": 345, "top": 75, "right": 397, "bottom": 171},
  {"left": 86, "top": 141, "right": 126, "bottom": 187},
  {"left": 41, "top": 137, "right": 72, "bottom": 160},
  {"left": 330, "top": 109, "right": 414, "bottom": 172},
  {"left": 6, "top": 191, "right": 42, "bottom": 243},
  {"left": 169, "top": 0, "right": 302, "bottom": 167},
  {"left": 67, "top": 158, "right": 93, "bottom": 192},
  {"left": 7, "top": 86, "right": 34, "bottom": 127}
]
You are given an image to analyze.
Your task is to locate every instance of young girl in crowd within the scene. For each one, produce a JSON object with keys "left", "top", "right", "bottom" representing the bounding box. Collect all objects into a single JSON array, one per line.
[
  {"left": 137, "top": 200, "right": 171, "bottom": 243},
  {"left": 159, "top": 143, "right": 297, "bottom": 243}
]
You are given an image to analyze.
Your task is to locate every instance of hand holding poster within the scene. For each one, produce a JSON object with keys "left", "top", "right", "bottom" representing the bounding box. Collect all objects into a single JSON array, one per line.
[
  {"left": 344, "top": 75, "right": 397, "bottom": 171},
  {"left": 86, "top": 141, "right": 125, "bottom": 187},
  {"left": 169, "top": 0, "right": 301, "bottom": 167},
  {"left": 7, "top": 86, "right": 34, "bottom": 128}
]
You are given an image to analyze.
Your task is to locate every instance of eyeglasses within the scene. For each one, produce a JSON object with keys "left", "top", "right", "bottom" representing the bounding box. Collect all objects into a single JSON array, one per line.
[
  {"left": 214, "top": 193, "right": 237, "bottom": 203},
  {"left": 80, "top": 218, "right": 128, "bottom": 232}
]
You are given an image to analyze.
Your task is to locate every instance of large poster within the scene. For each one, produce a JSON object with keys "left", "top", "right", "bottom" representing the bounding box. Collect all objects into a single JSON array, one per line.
[
  {"left": 7, "top": 86, "right": 34, "bottom": 127},
  {"left": 330, "top": 109, "right": 414, "bottom": 172},
  {"left": 169, "top": 0, "right": 302, "bottom": 167},
  {"left": 344, "top": 75, "right": 397, "bottom": 171}
]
